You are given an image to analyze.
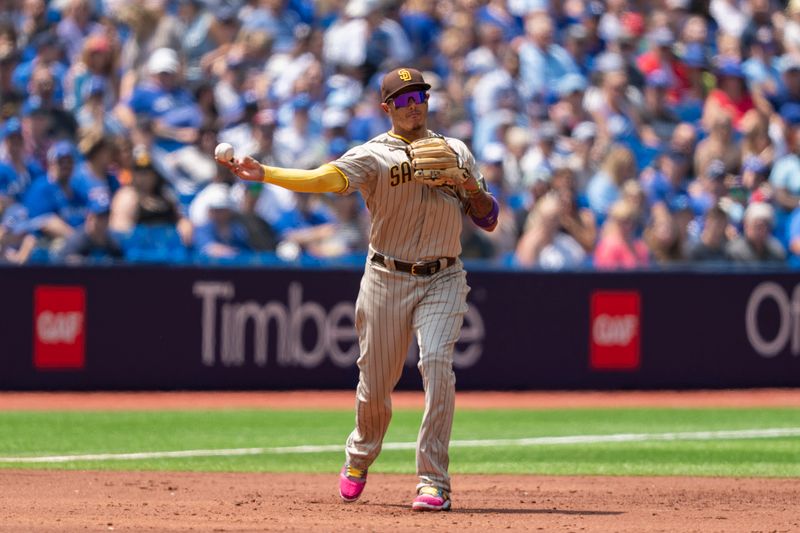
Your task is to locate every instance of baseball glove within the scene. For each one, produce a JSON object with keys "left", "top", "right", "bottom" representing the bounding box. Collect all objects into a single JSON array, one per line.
[{"left": 406, "top": 137, "right": 470, "bottom": 188}]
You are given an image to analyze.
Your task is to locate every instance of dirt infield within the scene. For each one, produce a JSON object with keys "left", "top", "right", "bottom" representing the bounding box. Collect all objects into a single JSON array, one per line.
[
  {"left": 1, "top": 471, "right": 797, "bottom": 532},
  {"left": 1, "top": 390, "right": 799, "bottom": 532}
]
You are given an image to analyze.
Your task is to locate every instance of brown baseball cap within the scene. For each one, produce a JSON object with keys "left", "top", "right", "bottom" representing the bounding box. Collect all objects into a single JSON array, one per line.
[{"left": 380, "top": 67, "right": 431, "bottom": 103}]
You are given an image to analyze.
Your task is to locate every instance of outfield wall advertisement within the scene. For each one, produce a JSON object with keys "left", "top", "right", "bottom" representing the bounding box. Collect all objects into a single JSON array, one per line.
[{"left": 1, "top": 266, "right": 799, "bottom": 390}]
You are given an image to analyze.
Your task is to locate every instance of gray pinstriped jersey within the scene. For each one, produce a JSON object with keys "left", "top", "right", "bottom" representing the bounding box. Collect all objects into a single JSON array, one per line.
[{"left": 331, "top": 131, "right": 484, "bottom": 261}]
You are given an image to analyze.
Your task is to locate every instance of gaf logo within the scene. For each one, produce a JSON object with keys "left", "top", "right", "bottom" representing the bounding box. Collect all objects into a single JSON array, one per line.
[
  {"left": 37, "top": 311, "right": 83, "bottom": 343},
  {"left": 593, "top": 314, "right": 638, "bottom": 346},
  {"left": 33, "top": 286, "right": 86, "bottom": 369},
  {"left": 590, "top": 291, "right": 641, "bottom": 370}
]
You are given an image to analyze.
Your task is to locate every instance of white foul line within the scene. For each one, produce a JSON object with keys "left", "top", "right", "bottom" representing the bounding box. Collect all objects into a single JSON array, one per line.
[{"left": 1, "top": 427, "right": 799, "bottom": 464}]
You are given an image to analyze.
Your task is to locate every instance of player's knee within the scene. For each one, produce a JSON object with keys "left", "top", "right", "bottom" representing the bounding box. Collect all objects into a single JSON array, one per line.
[
  {"left": 417, "top": 353, "right": 455, "bottom": 381},
  {"left": 356, "top": 381, "right": 393, "bottom": 407}
]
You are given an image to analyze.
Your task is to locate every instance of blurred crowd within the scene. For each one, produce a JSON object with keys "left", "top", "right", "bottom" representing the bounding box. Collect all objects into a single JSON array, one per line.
[{"left": 1, "top": 0, "right": 800, "bottom": 269}]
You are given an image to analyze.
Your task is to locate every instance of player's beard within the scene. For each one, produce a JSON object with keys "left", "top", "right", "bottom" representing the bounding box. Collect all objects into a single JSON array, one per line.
[{"left": 394, "top": 112, "right": 427, "bottom": 140}]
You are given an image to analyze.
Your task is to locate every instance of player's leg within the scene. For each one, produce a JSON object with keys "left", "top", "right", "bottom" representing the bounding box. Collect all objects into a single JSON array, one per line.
[
  {"left": 411, "top": 265, "right": 469, "bottom": 507},
  {"left": 344, "top": 264, "right": 417, "bottom": 471}
]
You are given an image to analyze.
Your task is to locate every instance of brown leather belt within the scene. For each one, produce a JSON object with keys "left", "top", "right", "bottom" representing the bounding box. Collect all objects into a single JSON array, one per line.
[{"left": 371, "top": 252, "right": 456, "bottom": 276}]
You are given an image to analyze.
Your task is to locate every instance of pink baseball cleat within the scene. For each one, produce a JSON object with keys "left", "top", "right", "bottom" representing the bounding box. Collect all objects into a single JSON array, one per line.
[
  {"left": 412, "top": 485, "right": 451, "bottom": 511},
  {"left": 339, "top": 464, "right": 368, "bottom": 502}
]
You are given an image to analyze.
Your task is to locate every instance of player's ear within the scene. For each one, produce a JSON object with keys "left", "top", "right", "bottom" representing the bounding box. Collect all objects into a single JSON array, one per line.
[{"left": 380, "top": 102, "right": 390, "bottom": 115}]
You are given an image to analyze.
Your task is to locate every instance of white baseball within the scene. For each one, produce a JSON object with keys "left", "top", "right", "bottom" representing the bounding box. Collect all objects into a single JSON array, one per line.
[{"left": 215, "top": 142, "right": 235, "bottom": 161}]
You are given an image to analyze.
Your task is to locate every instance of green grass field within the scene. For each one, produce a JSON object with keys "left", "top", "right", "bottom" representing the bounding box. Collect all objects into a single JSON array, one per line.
[{"left": 1, "top": 408, "right": 799, "bottom": 477}]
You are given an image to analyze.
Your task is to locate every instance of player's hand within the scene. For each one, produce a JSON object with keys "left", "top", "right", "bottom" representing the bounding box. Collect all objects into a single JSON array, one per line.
[{"left": 215, "top": 155, "right": 265, "bottom": 182}]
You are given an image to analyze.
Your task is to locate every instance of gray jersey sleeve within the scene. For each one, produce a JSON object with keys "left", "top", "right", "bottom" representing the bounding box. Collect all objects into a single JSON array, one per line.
[{"left": 330, "top": 144, "right": 379, "bottom": 196}]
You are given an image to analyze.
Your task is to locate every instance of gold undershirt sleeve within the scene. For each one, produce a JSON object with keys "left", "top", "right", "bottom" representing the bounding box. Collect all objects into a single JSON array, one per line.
[{"left": 260, "top": 163, "right": 349, "bottom": 193}]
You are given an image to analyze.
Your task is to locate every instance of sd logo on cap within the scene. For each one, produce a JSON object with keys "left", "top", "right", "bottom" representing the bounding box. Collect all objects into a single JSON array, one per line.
[{"left": 381, "top": 67, "right": 431, "bottom": 103}]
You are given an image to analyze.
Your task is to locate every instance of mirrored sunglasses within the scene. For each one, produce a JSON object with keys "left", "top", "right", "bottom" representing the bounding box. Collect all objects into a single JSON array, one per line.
[{"left": 392, "top": 91, "right": 428, "bottom": 108}]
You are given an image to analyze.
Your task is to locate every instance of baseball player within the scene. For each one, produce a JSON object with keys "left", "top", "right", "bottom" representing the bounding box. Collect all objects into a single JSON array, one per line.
[{"left": 216, "top": 67, "right": 499, "bottom": 512}]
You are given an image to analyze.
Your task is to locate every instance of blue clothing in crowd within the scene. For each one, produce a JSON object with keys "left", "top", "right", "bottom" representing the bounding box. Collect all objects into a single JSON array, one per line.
[
  {"left": 194, "top": 221, "right": 252, "bottom": 254},
  {"left": 23, "top": 175, "right": 91, "bottom": 228},
  {"left": 127, "top": 81, "right": 203, "bottom": 152}
]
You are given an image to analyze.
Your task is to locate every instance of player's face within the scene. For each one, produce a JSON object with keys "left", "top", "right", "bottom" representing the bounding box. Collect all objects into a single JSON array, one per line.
[{"left": 382, "top": 89, "right": 428, "bottom": 134}]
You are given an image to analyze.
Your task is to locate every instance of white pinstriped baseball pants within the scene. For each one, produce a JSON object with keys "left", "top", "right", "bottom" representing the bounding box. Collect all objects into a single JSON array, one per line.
[{"left": 345, "top": 257, "right": 469, "bottom": 493}]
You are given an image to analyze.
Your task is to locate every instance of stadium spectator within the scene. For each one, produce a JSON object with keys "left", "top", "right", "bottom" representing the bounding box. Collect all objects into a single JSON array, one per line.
[
  {"left": 75, "top": 75, "right": 125, "bottom": 135},
  {"left": 689, "top": 204, "right": 731, "bottom": 262},
  {"left": 163, "top": 120, "right": 219, "bottom": 201},
  {"left": 0, "top": 204, "right": 36, "bottom": 264},
  {"left": 702, "top": 58, "right": 755, "bottom": 132},
  {"left": 57, "top": 0, "right": 103, "bottom": 63},
  {"left": 17, "top": 0, "right": 53, "bottom": 51},
  {"left": 787, "top": 205, "right": 800, "bottom": 266},
  {"left": 689, "top": 159, "right": 729, "bottom": 219},
  {"left": 670, "top": 122, "right": 699, "bottom": 162},
  {"left": 294, "top": 193, "right": 369, "bottom": 259},
  {"left": 240, "top": 0, "right": 307, "bottom": 55},
  {"left": 562, "top": 24, "right": 592, "bottom": 78},
  {"left": 763, "top": 55, "right": 800, "bottom": 122},
  {"left": 0, "top": 40, "right": 22, "bottom": 115},
  {"left": 550, "top": 167, "right": 597, "bottom": 254},
  {"left": 109, "top": 149, "right": 192, "bottom": 246},
  {"left": 121, "top": 47, "right": 202, "bottom": 153},
  {"left": 587, "top": 144, "right": 636, "bottom": 220},
  {"left": 593, "top": 198, "right": 650, "bottom": 269},
  {"left": 742, "top": 27, "right": 780, "bottom": 99},
  {"left": 587, "top": 52, "right": 658, "bottom": 150},
  {"left": 189, "top": 160, "right": 238, "bottom": 228},
  {"left": 641, "top": 69, "right": 681, "bottom": 143},
  {"left": 726, "top": 202, "right": 786, "bottom": 263},
  {"left": 564, "top": 121, "right": 599, "bottom": 191},
  {"left": 783, "top": 0, "right": 800, "bottom": 57},
  {"left": 274, "top": 93, "right": 326, "bottom": 169},
  {"left": 549, "top": 73, "right": 590, "bottom": 134},
  {"left": 472, "top": 47, "right": 522, "bottom": 120},
  {"left": 235, "top": 182, "right": 277, "bottom": 253},
  {"left": 769, "top": 103, "right": 800, "bottom": 236},
  {"left": 515, "top": 192, "right": 586, "bottom": 269},
  {"left": 620, "top": 179, "right": 648, "bottom": 237},
  {"left": 635, "top": 26, "right": 689, "bottom": 105},
  {"left": 175, "top": 0, "right": 218, "bottom": 84},
  {"left": 0, "top": 117, "right": 44, "bottom": 204},
  {"left": 23, "top": 140, "right": 89, "bottom": 239},
  {"left": 475, "top": 143, "right": 518, "bottom": 257},
  {"left": 272, "top": 192, "right": 335, "bottom": 247},
  {"left": 520, "top": 121, "right": 562, "bottom": 185},
  {"left": 694, "top": 111, "right": 741, "bottom": 178},
  {"left": 679, "top": 42, "right": 709, "bottom": 113},
  {"left": 738, "top": 109, "right": 773, "bottom": 168},
  {"left": 465, "top": 22, "right": 504, "bottom": 78},
  {"left": 643, "top": 202, "right": 685, "bottom": 265},
  {"left": 641, "top": 149, "right": 691, "bottom": 209},
  {"left": 709, "top": 0, "right": 748, "bottom": 40},
  {"left": 55, "top": 193, "right": 122, "bottom": 264},
  {"left": 398, "top": 1, "right": 439, "bottom": 69},
  {"left": 517, "top": 12, "right": 579, "bottom": 102},
  {"left": 75, "top": 131, "right": 119, "bottom": 197},
  {"left": 497, "top": 126, "right": 529, "bottom": 195},
  {"left": 741, "top": 155, "right": 772, "bottom": 204},
  {"left": 193, "top": 182, "right": 251, "bottom": 259},
  {"left": 116, "top": 3, "right": 182, "bottom": 88},
  {"left": 65, "top": 33, "right": 118, "bottom": 113},
  {"left": 12, "top": 30, "right": 67, "bottom": 103}
]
